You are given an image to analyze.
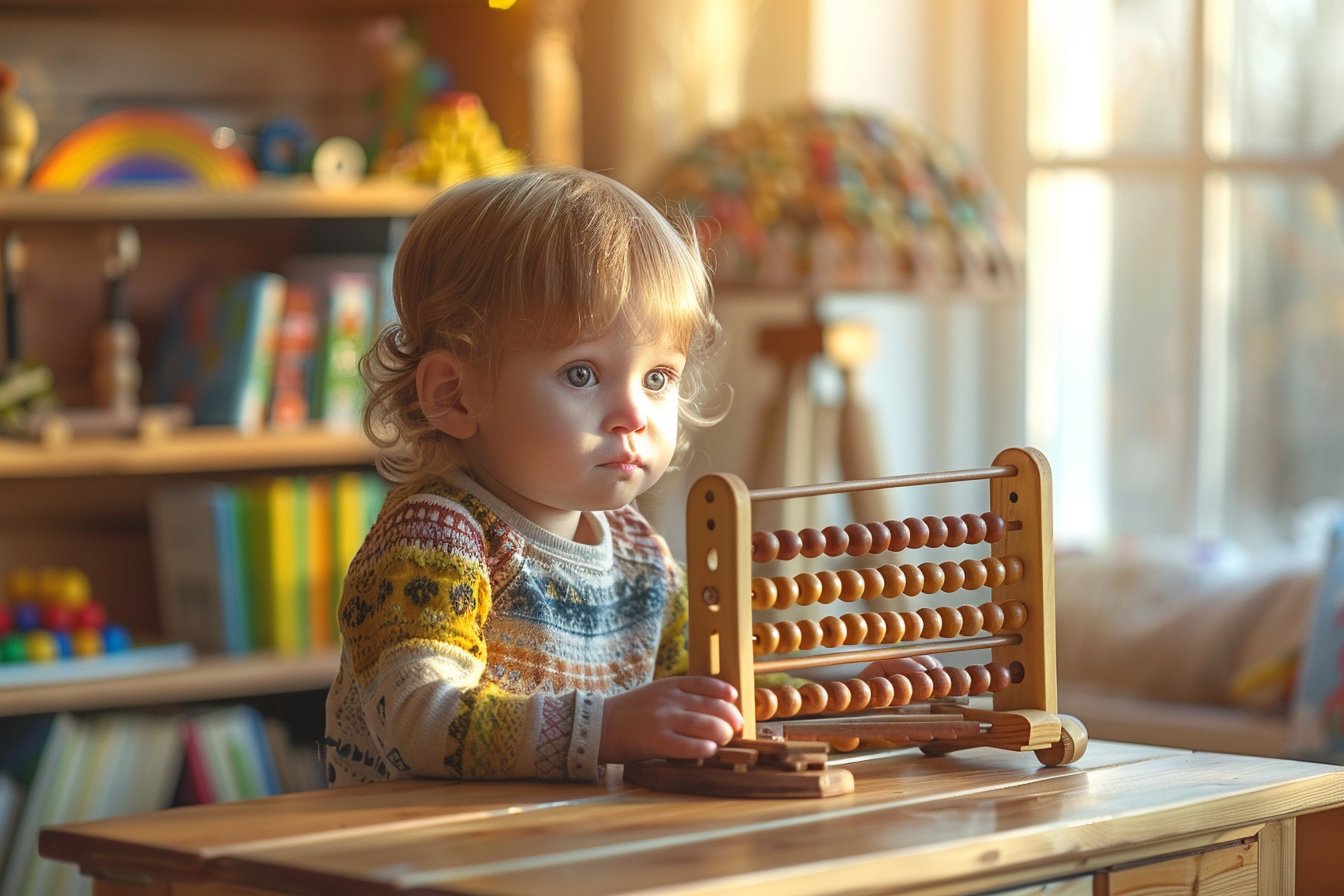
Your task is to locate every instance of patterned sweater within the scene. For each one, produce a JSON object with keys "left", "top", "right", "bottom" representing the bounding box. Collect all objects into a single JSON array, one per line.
[{"left": 323, "top": 469, "right": 689, "bottom": 785}]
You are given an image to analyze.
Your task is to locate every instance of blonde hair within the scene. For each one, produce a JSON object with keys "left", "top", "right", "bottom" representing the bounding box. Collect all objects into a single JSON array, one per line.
[{"left": 363, "top": 166, "right": 722, "bottom": 485}]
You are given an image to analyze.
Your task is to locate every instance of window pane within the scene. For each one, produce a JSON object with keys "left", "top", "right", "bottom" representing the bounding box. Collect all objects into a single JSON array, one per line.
[
  {"left": 1224, "top": 176, "right": 1344, "bottom": 550},
  {"left": 1028, "top": 171, "right": 1195, "bottom": 547},
  {"left": 1029, "top": 0, "right": 1192, "bottom": 156},
  {"left": 1217, "top": 0, "right": 1344, "bottom": 156}
]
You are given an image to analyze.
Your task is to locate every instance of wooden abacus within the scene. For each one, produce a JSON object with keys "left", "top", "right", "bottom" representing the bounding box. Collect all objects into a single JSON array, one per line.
[{"left": 624, "top": 446, "right": 1087, "bottom": 798}]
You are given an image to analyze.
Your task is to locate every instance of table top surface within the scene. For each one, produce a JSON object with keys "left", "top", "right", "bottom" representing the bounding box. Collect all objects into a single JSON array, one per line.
[{"left": 39, "top": 740, "right": 1344, "bottom": 896}]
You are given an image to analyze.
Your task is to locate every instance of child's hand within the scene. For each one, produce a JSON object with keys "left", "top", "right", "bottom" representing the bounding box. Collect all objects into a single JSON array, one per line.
[
  {"left": 598, "top": 677, "right": 743, "bottom": 764},
  {"left": 855, "top": 653, "right": 943, "bottom": 679}
]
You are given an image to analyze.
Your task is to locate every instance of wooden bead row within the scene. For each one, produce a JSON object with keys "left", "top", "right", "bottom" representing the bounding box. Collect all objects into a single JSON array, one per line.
[
  {"left": 756, "top": 661, "right": 1018, "bottom": 720},
  {"left": 750, "top": 555, "right": 1024, "bottom": 610},
  {"left": 750, "top": 600, "right": 1028, "bottom": 655},
  {"left": 751, "top": 512, "right": 1007, "bottom": 563}
]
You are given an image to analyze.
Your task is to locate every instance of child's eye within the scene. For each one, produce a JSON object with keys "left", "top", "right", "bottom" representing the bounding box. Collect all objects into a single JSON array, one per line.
[
  {"left": 563, "top": 364, "right": 596, "bottom": 387},
  {"left": 644, "top": 368, "right": 677, "bottom": 392}
]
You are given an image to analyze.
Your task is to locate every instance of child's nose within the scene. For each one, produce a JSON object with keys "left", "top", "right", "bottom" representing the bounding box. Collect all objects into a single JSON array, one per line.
[{"left": 605, "top": 383, "right": 649, "bottom": 434}]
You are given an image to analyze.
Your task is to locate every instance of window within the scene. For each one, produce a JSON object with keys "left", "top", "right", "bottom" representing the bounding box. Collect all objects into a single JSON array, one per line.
[{"left": 1026, "top": 0, "right": 1344, "bottom": 560}]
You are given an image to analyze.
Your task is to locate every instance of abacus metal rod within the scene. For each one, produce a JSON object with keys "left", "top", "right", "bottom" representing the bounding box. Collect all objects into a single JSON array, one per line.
[
  {"left": 748, "top": 465, "right": 1018, "bottom": 504},
  {"left": 752, "top": 634, "right": 1022, "bottom": 675}
]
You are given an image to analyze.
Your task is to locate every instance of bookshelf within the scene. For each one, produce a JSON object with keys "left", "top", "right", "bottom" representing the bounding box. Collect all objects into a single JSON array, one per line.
[{"left": 0, "top": 0, "right": 583, "bottom": 715}]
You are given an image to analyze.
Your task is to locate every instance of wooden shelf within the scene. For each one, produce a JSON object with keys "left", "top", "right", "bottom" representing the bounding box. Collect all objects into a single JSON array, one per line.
[
  {"left": 0, "top": 649, "right": 339, "bottom": 717},
  {"left": 0, "top": 426, "right": 376, "bottom": 479},
  {"left": 0, "top": 179, "right": 437, "bottom": 223}
]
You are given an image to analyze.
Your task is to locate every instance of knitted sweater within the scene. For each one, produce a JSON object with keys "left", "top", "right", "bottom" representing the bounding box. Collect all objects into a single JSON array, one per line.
[{"left": 323, "top": 470, "right": 689, "bottom": 785}]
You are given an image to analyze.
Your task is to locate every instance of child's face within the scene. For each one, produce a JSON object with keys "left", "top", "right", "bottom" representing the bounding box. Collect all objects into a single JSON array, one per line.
[{"left": 458, "top": 311, "right": 686, "bottom": 541}]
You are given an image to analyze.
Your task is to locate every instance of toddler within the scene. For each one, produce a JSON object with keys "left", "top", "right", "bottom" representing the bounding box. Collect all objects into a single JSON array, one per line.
[{"left": 323, "top": 167, "right": 742, "bottom": 784}]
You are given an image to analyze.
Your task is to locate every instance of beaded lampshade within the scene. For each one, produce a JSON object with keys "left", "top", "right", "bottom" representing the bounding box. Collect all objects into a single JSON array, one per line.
[{"left": 652, "top": 106, "right": 1023, "bottom": 295}]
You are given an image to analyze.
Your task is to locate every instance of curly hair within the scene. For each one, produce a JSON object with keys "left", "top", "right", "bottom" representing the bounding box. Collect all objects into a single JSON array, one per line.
[{"left": 362, "top": 166, "right": 723, "bottom": 487}]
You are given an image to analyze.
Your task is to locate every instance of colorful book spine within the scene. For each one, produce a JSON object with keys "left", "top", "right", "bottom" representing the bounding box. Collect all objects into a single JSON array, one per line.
[
  {"left": 311, "top": 272, "right": 375, "bottom": 431},
  {"left": 266, "top": 282, "right": 320, "bottom": 429},
  {"left": 194, "top": 272, "right": 287, "bottom": 433}
]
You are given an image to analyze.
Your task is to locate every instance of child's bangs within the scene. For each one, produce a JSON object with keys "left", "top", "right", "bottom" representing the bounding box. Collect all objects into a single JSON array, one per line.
[{"left": 503, "top": 192, "right": 711, "bottom": 352}]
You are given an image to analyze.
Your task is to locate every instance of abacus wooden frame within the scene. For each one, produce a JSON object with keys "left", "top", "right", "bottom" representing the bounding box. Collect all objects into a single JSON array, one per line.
[{"left": 685, "top": 446, "right": 1085, "bottom": 766}]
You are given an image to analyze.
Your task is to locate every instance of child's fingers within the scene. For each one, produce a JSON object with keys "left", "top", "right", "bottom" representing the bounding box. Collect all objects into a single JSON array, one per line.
[{"left": 676, "top": 675, "right": 739, "bottom": 702}]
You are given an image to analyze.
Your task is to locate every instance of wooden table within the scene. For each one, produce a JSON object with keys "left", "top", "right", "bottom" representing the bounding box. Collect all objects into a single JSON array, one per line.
[{"left": 38, "top": 741, "right": 1344, "bottom": 895}]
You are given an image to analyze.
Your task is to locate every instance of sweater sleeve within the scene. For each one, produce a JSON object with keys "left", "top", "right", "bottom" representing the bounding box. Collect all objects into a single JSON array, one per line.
[{"left": 335, "top": 499, "right": 602, "bottom": 781}]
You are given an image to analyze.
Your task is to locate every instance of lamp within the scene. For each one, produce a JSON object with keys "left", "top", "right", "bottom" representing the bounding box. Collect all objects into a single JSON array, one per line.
[{"left": 652, "top": 106, "right": 1024, "bottom": 523}]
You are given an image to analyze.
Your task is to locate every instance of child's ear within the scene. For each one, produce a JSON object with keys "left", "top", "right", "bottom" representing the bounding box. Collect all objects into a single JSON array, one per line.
[{"left": 417, "top": 350, "right": 481, "bottom": 439}]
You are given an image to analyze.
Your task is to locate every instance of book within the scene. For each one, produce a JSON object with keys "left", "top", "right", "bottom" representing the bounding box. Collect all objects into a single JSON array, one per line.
[
  {"left": 186, "top": 706, "right": 281, "bottom": 803},
  {"left": 149, "top": 481, "right": 250, "bottom": 654},
  {"left": 306, "top": 476, "right": 335, "bottom": 648},
  {"left": 149, "top": 281, "right": 216, "bottom": 409},
  {"left": 241, "top": 476, "right": 307, "bottom": 652},
  {"left": 266, "top": 281, "right": 320, "bottom": 429},
  {"left": 285, "top": 248, "right": 397, "bottom": 334},
  {"left": 309, "top": 271, "right": 375, "bottom": 432},
  {"left": 194, "top": 272, "right": 287, "bottom": 433},
  {"left": 0, "top": 713, "right": 91, "bottom": 896}
]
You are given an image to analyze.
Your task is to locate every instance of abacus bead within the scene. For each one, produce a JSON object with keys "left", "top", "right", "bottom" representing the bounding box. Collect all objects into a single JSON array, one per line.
[
  {"left": 844, "top": 678, "right": 872, "bottom": 712},
  {"left": 836, "top": 568, "right": 865, "bottom": 602},
  {"left": 918, "top": 561, "right": 945, "bottom": 593},
  {"left": 864, "top": 521, "right": 891, "bottom": 554},
  {"left": 939, "top": 560, "right": 965, "bottom": 592},
  {"left": 1003, "top": 555, "right": 1024, "bottom": 585},
  {"left": 775, "top": 620, "right": 803, "bottom": 653},
  {"left": 960, "top": 558, "right": 988, "bottom": 590},
  {"left": 958, "top": 604, "right": 984, "bottom": 635},
  {"left": 755, "top": 687, "right": 779, "bottom": 721},
  {"left": 938, "top": 515, "right": 965, "bottom": 547},
  {"left": 927, "top": 666, "right": 952, "bottom": 699},
  {"left": 840, "top": 612, "right": 867, "bottom": 645},
  {"left": 936, "top": 605, "right": 963, "bottom": 636},
  {"left": 878, "top": 564, "right": 906, "bottom": 597},
  {"left": 751, "top": 577, "right": 777, "bottom": 610},
  {"left": 946, "top": 666, "right": 972, "bottom": 697},
  {"left": 907, "top": 671, "right": 935, "bottom": 702},
  {"left": 816, "top": 570, "right": 842, "bottom": 604},
  {"left": 982, "top": 512, "right": 1006, "bottom": 543},
  {"left": 884, "top": 519, "right": 910, "bottom": 551},
  {"left": 962, "top": 513, "right": 988, "bottom": 544},
  {"left": 843, "top": 523, "right": 873, "bottom": 556},
  {"left": 980, "top": 601, "right": 1005, "bottom": 633},
  {"left": 819, "top": 614, "right": 847, "bottom": 648},
  {"left": 888, "top": 673, "right": 915, "bottom": 706},
  {"left": 795, "top": 571, "right": 823, "bottom": 606},
  {"left": 982, "top": 556, "right": 1007, "bottom": 588},
  {"left": 829, "top": 737, "right": 862, "bottom": 753},
  {"left": 798, "top": 682, "right": 829, "bottom": 715},
  {"left": 986, "top": 662, "right": 1013, "bottom": 692},
  {"left": 923, "top": 515, "right": 948, "bottom": 548},
  {"left": 798, "top": 527, "right": 826, "bottom": 558},
  {"left": 775, "top": 529, "right": 802, "bottom": 561},
  {"left": 822, "top": 679, "right": 852, "bottom": 713},
  {"left": 879, "top": 611, "right": 905, "bottom": 643},
  {"left": 901, "top": 564, "right": 924, "bottom": 596},
  {"left": 867, "top": 675, "right": 895, "bottom": 708},
  {"left": 773, "top": 575, "right": 800, "bottom": 610},
  {"left": 797, "top": 619, "right": 823, "bottom": 650},
  {"left": 752, "top": 622, "right": 780, "bottom": 655},
  {"left": 966, "top": 664, "right": 992, "bottom": 695},
  {"left": 775, "top": 685, "right": 803, "bottom": 718},
  {"left": 917, "top": 606, "right": 943, "bottom": 638},
  {"left": 900, "top": 610, "right": 923, "bottom": 640},
  {"left": 1002, "top": 600, "right": 1028, "bottom": 630},
  {"left": 859, "top": 566, "right": 885, "bottom": 599},
  {"left": 861, "top": 611, "right": 886, "bottom": 644},
  {"left": 821, "top": 525, "right": 849, "bottom": 557},
  {"left": 905, "top": 517, "right": 930, "bottom": 548},
  {"left": 751, "top": 530, "right": 780, "bottom": 563}
]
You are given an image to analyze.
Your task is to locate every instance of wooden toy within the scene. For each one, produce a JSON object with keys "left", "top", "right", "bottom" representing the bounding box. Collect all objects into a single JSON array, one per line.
[{"left": 625, "top": 447, "right": 1087, "bottom": 798}]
